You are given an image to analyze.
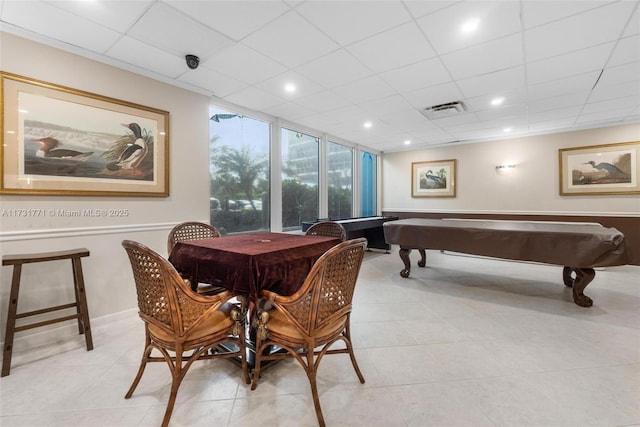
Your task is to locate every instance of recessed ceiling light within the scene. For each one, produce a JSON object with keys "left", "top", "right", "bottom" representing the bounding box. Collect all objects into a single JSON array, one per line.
[
  {"left": 461, "top": 18, "right": 480, "bottom": 34},
  {"left": 491, "top": 97, "right": 505, "bottom": 106},
  {"left": 363, "top": 121, "right": 372, "bottom": 128},
  {"left": 404, "top": 140, "right": 411, "bottom": 145},
  {"left": 284, "top": 83, "right": 296, "bottom": 93}
]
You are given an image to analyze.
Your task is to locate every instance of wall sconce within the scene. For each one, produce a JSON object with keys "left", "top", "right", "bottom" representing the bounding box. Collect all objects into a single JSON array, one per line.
[{"left": 495, "top": 164, "right": 517, "bottom": 175}]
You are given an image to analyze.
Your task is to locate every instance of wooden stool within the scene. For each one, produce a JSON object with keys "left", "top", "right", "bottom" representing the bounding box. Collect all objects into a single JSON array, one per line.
[{"left": 2, "top": 248, "right": 93, "bottom": 377}]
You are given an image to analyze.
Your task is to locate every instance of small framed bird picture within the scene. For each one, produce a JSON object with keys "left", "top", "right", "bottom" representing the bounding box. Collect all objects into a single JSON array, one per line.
[
  {"left": 0, "top": 72, "right": 169, "bottom": 196},
  {"left": 559, "top": 141, "right": 640, "bottom": 196},
  {"left": 411, "top": 159, "right": 457, "bottom": 198}
]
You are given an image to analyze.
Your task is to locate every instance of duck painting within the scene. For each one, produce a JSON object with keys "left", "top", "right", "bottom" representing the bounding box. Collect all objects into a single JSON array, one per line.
[
  {"left": 32, "top": 137, "right": 94, "bottom": 165},
  {"left": 105, "top": 123, "right": 149, "bottom": 175}
]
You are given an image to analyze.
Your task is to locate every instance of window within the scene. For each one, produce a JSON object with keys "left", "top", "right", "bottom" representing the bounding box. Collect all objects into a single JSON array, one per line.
[
  {"left": 209, "top": 107, "right": 270, "bottom": 233},
  {"left": 360, "top": 150, "right": 377, "bottom": 217},
  {"left": 281, "top": 128, "right": 318, "bottom": 230},
  {"left": 328, "top": 141, "right": 353, "bottom": 219}
]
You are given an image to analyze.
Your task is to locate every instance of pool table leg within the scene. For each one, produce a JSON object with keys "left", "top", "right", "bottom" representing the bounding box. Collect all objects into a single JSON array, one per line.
[
  {"left": 562, "top": 267, "right": 595, "bottom": 307},
  {"left": 398, "top": 248, "right": 427, "bottom": 278}
]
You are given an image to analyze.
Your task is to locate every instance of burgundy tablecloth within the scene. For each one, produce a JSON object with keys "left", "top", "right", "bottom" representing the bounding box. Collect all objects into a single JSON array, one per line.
[
  {"left": 169, "top": 232, "right": 339, "bottom": 299},
  {"left": 383, "top": 219, "right": 628, "bottom": 268}
]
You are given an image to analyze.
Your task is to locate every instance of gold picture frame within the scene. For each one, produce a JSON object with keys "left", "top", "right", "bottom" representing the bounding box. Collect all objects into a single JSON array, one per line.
[
  {"left": 559, "top": 141, "right": 639, "bottom": 196},
  {"left": 1, "top": 72, "right": 169, "bottom": 196},
  {"left": 411, "top": 159, "right": 456, "bottom": 198}
]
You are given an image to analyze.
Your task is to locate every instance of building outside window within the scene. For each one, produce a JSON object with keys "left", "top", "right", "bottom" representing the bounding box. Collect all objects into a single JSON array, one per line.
[
  {"left": 328, "top": 141, "right": 353, "bottom": 219},
  {"left": 281, "top": 128, "right": 319, "bottom": 231},
  {"left": 209, "top": 107, "right": 270, "bottom": 234}
]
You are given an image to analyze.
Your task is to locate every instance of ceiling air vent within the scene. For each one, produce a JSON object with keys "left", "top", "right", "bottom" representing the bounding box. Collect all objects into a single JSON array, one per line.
[{"left": 420, "top": 101, "right": 467, "bottom": 120}]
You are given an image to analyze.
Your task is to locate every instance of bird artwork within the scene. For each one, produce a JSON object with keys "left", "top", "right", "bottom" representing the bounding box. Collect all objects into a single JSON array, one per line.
[
  {"left": 578, "top": 157, "right": 632, "bottom": 184},
  {"left": 32, "top": 137, "right": 94, "bottom": 166},
  {"left": 104, "top": 123, "right": 151, "bottom": 176},
  {"left": 420, "top": 169, "right": 446, "bottom": 189},
  {"left": 583, "top": 161, "right": 629, "bottom": 177}
]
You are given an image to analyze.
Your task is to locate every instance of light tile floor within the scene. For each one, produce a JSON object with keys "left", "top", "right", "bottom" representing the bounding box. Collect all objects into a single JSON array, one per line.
[{"left": 1, "top": 249, "right": 638, "bottom": 426}]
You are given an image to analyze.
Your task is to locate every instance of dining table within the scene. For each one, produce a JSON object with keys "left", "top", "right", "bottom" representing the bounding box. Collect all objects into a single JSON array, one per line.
[
  {"left": 168, "top": 232, "right": 340, "bottom": 303},
  {"left": 168, "top": 231, "right": 341, "bottom": 368}
]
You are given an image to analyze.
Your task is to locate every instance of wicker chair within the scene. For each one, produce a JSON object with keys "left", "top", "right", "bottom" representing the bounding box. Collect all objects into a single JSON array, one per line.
[
  {"left": 167, "top": 221, "right": 223, "bottom": 295},
  {"left": 251, "top": 238, "right": 367, "bottom": 427},
  {"left": 122, "top": 240, "right": 249, "bottom": 427},
  {"left": 305, "top": 221, "right": 347, "bottom": 242},
  {"left": 167, "top": 221, "right": 221, "bottom": 255}
]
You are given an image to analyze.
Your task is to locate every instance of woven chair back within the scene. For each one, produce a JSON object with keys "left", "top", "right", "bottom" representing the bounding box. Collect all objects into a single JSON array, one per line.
[
  {"left": 123, "top": 240, "right": 220, "bottom": 336},
  {"left": 305, "top": 221, "right": 347, "bottom": 242},
  {"left": 286, "top": 238, "right": 366, "bottom": 333},
  {"left": 167, "top": 221, "right": 221, "bottom": 255}
]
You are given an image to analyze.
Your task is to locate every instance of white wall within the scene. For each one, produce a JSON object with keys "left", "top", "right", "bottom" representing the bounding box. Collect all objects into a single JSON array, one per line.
[
  {"left": 382, "top": 124, "right": 640, "bottom": 216},
  {"left": 0, "top": 33, "right": 211, "bottom": 345}
]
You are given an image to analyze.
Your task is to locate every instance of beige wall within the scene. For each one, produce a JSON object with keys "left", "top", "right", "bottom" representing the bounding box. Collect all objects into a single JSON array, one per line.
[
  {"left": 0, "top": 33, "right": 211, "bottom": 346},
  {"left": 382, "top": 125, "right": 640, "bottom": 216}
]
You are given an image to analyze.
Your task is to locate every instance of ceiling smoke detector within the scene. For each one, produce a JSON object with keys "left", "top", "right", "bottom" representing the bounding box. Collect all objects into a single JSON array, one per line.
[{"left": 420, "top": 101, "right": 467, "bottom": 120}]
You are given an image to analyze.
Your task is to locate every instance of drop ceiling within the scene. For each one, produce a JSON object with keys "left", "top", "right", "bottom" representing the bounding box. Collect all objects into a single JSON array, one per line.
[{"left": 1, "top": 0, "right": 639, "bottom": 152}]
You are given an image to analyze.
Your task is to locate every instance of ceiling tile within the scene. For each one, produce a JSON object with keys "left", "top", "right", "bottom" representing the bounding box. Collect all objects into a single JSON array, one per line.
[
  {"left": 526, "top": 42, "right": 614, "bottom": 85},
  {"left": 622, "top": 2, "right": 639, "bottom": 37},
  {"left": 106, "top": 36, "right": 187, "bottom": 78},
  {"left": 464, "top": 89, "right": 527, "bottom": 112},
  {"left": 2, "top": 0, "right": 121, "bottom": 53},
  {"left": 598, "top": 61, "right": 640, "bottom": 87},
  {"left": 295, "top": 49, "right": 373, "bottom": 89},
  {"left": 475, "top": 104, "right": 528, "bottom": 121},
  {"left": 255, "top": 71, "right": 324, "bottom": 100},
  {"left": 581, "top": 95, "right": 639, "bottom": 115},
  {"left": 242, "top": 11, "right": 339, "bottom": 68},
  {"left": 295, "top": 91, "right": 352, "bottom": 113},
  {"left": 456, "top": 66, "right": 525, "bottom": 98},
  {"left": 403, "top": 82, "right": 465, "bottom": 109},
  {"left": 223, "top": 86, "right": 286, "bottom": 111},
  {"left": 441, "top": 34, "right": 523, "bottom": 80},
  {"left": 528, "top": 92, "right": 590, "bottom": 113},
  {"left": 165, "top": 0, "right": 290, "bottom": 41},
  {"left": 45, "top": 0, "right": 153, "bottom": 33},
  {"left": 358, "top": 94, "right": 414, "bottom": 116},
  {"left": 262, "top": 101, "right": 316, "bottom": 121},
  {"left": 346, "top": 22, "right": 436, "bottom": 73},
  {"left": 128, "top": 2, "right": 234, "bottom": 59},
  {"left": 527, "top": 72, "right": 600, "bottom": 101},
  {"left": 576, "top": 107, "right": 636, "bottom": 124},
  {"left": 334, "top": 75, "right": 396, "bottom": 104},
  {"left": 380, "top": 57, "right": 452, "bottom": 93},
  {"left": 417, "top": 0, "right": 522, "bottom": 54},
  {"left": 589, "top": 80, "right": 640, "bottom": 102},
  {"left": 202, "top": 44, "right": 287, "bottom": 85},
  {"left": 178, "top": 66, "right": 247, "bottom": 98},
  {"left": 404, "top": 1, "right": 461, "bottom": 19},
  {"left": 296, "top": 1, "right": 412, "bottom": 46},
  {"left": 380, "top": 109, "right": 439, "bottom": 132},
  {"left": 529, "top": 106, "right": 581, "bottom": 123},
  {"left": 522, "top": 0, "right": 614, "bottom": 29},
  {"left": 524, "top": 1, "right": 636, "bottom": 62},
  {"left": 608, "top": 34, "right": 640, "bottom": 67}
]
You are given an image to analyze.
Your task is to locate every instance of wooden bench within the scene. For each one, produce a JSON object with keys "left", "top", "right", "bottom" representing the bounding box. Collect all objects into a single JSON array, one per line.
[
  {"left": 2, "top": 248, "right": 93, "bottom": 376},
  {"left": 383, "top": 219, "right": 628, "bottom": 307}
]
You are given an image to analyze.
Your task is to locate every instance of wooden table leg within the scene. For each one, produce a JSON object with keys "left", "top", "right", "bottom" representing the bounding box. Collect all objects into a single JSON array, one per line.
[{"left": 562, "top": 266, "right": 595, "bottom": 307}]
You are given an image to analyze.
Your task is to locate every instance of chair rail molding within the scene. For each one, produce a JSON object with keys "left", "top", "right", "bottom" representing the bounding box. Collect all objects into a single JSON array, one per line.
[{"left": 0, "top": 222, "right": 192, "bottom": 242}]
